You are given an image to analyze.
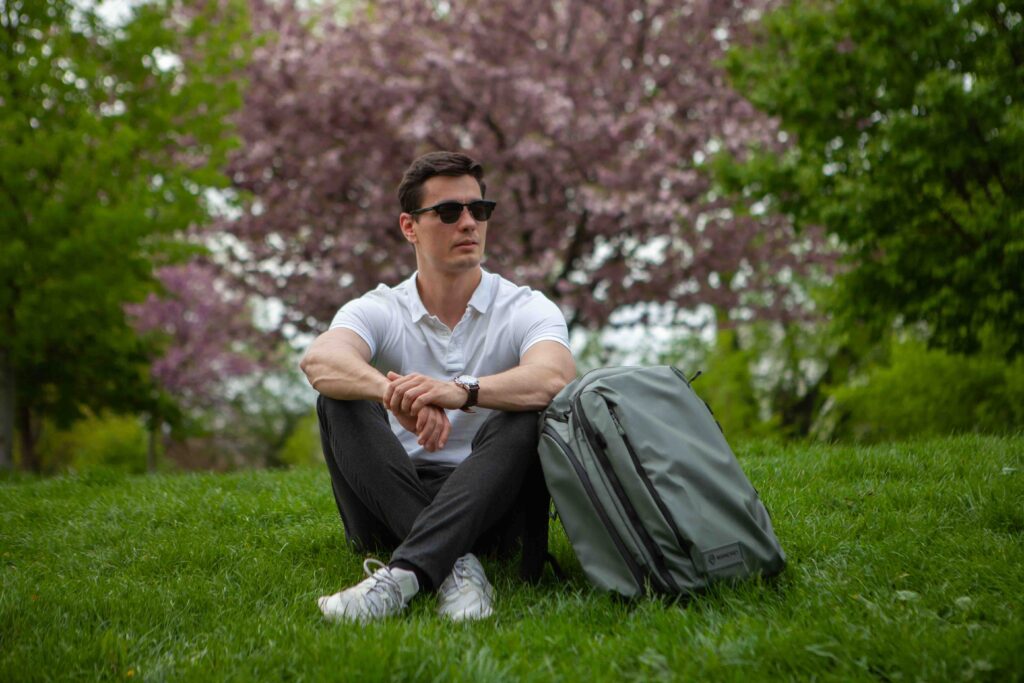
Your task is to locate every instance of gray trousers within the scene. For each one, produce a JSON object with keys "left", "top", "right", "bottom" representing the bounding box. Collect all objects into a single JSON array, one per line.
[{"left": 316, "top": 396, "right": 549, "bottom": 590}]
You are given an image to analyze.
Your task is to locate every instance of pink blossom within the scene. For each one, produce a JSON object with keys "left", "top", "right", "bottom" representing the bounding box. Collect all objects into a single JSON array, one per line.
[{"left": 221, "top": 0, "right": 834, "bottom": 334}]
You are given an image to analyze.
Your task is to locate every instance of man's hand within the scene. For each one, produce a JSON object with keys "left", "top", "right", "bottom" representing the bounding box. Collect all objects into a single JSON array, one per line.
[
  {"left": 384, "top": 372, "right": 453, "bottom": 451},
  {"left": 384, "top": 371, "right": 467, "bottom": 414},
  {"left": 390, "top": 403, "right": 450, "bottom": 452}
]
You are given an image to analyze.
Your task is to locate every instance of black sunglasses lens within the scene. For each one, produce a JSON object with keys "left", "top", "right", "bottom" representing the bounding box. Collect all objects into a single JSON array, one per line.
[
  {"left": 435, "top": 203, "right": 464, "bottom": 224},
  {"left": 432, "top": 201, "right": 493, "bottom": 223},
  {"left": 468, "top": 201, "right": 493, "bottom": 221}
]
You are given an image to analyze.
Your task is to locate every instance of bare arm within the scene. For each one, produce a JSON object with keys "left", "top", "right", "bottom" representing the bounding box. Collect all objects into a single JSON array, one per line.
[
  {"left": 299, "top": 328, "right": 388, "bottom": 401},
  {"left": 477, "top": 341, "right": 577, "bottom": 411},
  {"left": 385, "top": 341, "right": 577, "bottom": 414},
  {"left": 300, "top": 328, "right": 452, "bottom": 452}
]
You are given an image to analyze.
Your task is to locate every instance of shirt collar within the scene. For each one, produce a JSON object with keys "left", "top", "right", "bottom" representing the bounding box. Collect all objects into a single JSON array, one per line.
[
  {"left": 402, "top": 273, "right": 430, "bottom": 322},
  {"left": 403, "top": 269, "right": 495, "bottom": 322},
  {"left": 467, "top": 269, "right": 495, "bottom": 314}
]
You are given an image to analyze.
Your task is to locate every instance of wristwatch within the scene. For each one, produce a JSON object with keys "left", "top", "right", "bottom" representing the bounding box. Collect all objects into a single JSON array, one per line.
[{"left": 453, "top": 374, "right": 480, "bottom": 412}]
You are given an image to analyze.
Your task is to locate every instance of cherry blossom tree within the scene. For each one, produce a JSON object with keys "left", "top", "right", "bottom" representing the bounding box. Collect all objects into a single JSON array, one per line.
[
  {"left": 127, "top": 260, "right": 265, "bottom": 469},
  {"left": 129, "top": 262, "right": 260, "bottom": 411},
  {"left": 221, "top": 0, "right": 835, "bottom": 338}
]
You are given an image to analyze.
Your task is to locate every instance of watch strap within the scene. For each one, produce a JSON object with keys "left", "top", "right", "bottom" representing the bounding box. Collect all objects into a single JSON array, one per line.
[{"left": 454, "top": 376, "right": 479, "bottom": 411}]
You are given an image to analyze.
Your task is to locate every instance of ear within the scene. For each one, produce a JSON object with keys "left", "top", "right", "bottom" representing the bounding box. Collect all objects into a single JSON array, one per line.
[{"left": 399, "top": 213, "right": 418, "bottom": 245}]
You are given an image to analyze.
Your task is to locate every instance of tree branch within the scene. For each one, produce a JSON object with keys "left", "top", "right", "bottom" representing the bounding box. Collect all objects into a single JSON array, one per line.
[
  {"left": 483, "top": 113, "right": 507, "bottom": 151},
  {"left": 562, "top": 1, "right": 580, "bottom": 55},
  {"left": 932, "top": 201, "right": 978, "bottom": 249},
  {"left": 555, "top": 208, "right": 589, "bottom": 289}
]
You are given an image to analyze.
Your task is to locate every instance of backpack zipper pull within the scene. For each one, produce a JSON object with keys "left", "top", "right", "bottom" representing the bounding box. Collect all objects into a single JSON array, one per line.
[{"left": 609, "top": 409, "right": 627, "bottom": 436}]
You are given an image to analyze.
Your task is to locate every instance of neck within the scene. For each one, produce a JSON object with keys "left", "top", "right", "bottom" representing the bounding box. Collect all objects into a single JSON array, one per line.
[{"left": 415, "top": 266, "right": 483, "bottom": 330}]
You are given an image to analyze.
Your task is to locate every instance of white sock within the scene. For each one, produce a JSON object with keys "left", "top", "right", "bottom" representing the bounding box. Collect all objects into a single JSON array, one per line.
[{"left": 388, "top": 566, "right": 420, "bottom": 602}]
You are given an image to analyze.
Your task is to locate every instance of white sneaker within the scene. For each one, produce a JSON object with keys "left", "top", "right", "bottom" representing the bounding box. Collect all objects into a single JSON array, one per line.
[
  {"left": 437, "top": 553, "right": 494, "bottom": 621},
  {"left": 318, "top": 558, "right": 419, "bottom": 623}
]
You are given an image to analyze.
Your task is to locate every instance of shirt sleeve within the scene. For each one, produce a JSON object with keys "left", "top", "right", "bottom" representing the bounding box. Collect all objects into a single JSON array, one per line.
[
  {"left": 513, "top": 291, "right": 571, "bottom": 359},
  {"left": 328, "top": 289, "right": 391, "bottom": 359}
]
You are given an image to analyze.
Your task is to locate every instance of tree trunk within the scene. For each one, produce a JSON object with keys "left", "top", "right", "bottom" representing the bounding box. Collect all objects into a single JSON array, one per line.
[
  {"left": 17, "top": 404, "right": 38, "bottom": 473},
  {"left": 147, "top": 414, "right": 160, "bottom": 473},
  {"left": 0, "top": 348, "right": 13, "bottom": 471}
]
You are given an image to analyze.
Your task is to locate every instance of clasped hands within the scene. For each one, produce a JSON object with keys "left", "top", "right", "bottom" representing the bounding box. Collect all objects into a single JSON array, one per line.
[{"left": 382, "top": 371, "right": 468, "bottom": 452}]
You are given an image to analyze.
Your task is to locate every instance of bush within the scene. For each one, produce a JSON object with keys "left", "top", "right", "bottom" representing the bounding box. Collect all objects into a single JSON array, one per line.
[
  {"left": 689, "top": 328, "right": 779, "bottom": 440},
  {"left": 822, "top": 340, "right": 1024, "bottom": 442},
  {"left": 35, "top": 413, "right": 149, "bottom": 474},
  {"left": 277, "top": 409, "right": 322, "bottom": 468},
  {"left": 659, "top": 325, "right": 796, "bottom": 441}
]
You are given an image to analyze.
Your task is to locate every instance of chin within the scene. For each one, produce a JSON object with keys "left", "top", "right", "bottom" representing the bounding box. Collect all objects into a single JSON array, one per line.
[{"left": 449, "top": 256, "right": 481, "bottom": 271}]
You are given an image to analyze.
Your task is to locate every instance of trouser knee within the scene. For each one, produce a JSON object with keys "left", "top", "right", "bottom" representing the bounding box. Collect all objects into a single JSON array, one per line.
[
  {"left": 317, "top": 394, "right": 387, "bottom": 426},
  {"left": 471, "top": 410, "right": 540, "bottom": 456}
]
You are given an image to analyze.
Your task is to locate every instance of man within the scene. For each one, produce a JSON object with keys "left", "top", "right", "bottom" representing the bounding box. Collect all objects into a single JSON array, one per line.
[{"left": 300, "top": 151, "right": 576, "bottom": 623}]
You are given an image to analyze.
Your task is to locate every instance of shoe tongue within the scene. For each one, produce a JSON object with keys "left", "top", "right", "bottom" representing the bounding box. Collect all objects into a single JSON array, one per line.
[{"left": 387, "top": 566, "right": 420, "bottom": 602}]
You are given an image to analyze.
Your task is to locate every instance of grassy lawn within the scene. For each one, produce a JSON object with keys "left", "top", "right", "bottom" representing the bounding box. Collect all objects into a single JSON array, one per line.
[{"left": 2, "top": 435, "right": 1022, "bottom": 681}]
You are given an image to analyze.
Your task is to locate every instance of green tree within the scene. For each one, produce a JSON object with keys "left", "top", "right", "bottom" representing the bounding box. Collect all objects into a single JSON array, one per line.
[
  {"left": 720, "top": 0, "right": 1023, "bottom": 357},
  {"left": 0, "top": 0, "right": 247, "bottom": 470}
]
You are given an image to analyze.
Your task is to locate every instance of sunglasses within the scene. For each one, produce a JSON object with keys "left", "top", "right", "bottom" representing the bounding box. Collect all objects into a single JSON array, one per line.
[{"left": 409, "top": 199, "right": 496, "bottom": 224}]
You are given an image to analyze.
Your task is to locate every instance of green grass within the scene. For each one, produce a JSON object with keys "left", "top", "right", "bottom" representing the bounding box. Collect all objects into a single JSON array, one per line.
[{"left": 2, "top": 436, "right": 1022, "bottom": 682}]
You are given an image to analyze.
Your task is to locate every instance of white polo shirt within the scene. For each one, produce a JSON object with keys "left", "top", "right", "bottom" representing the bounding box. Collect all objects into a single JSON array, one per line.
[{"left": 328, "top": 269, "right": 571, "bottom": 465}]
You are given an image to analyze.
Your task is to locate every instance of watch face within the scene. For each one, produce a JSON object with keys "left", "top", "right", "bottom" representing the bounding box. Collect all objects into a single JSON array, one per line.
[{"left": 456, "top": 374, "right": 478, "bottom": 386}]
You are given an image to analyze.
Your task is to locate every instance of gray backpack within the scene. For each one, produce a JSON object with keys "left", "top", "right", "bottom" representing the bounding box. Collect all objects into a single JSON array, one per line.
[{"left": 538, "top": 366, "right": 786, "bottom": 598}]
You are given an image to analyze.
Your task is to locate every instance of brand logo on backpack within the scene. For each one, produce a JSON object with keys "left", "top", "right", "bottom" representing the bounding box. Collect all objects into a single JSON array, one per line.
[{"left": 703, "top": 543, "right": 744, "bottom": 574}]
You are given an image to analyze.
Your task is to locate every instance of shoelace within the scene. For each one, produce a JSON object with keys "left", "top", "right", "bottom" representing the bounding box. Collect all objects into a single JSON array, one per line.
[
  {"left": 449, "top": 556, "right": 490, "bottom": 594},
  {"left": 355, "top": 558, "right": 403, "bottom": 618}
]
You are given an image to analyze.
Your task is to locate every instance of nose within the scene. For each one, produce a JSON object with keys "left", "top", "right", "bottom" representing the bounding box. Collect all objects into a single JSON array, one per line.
[{"left": 456, "top": 205, "right": 480, "bottom": 229}]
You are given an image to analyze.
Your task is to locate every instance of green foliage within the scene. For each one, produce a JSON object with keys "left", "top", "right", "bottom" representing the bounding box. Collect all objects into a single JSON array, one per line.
[
  {"left": 721, "top": 0, "right": 1024, "bottom": 357},
  {"left": 822, "top": 339, "right": 1024, "bottom": 442},
  {"left": 660, "top": 323, "right": 840, "bottom": 441},
  {"left": 34, "top": 413, "right": 149, "bottom": 474},
  {"left": 149, "top": 367, "right": 316, "bottom": 470},
  {"left": 1, "top": 437, "right": 1022, "bottom": 679},
  {"left": 277, "top": 409, "right": 323, "bottom": 468},
  {"left": 222, "top": 369, "right": 315, "bottom": 469},
  {"left": 0, "top": 0, "right": 249, "bottom": 462},
  {"left": 688, "top": 328, "right": 777, "bottom": 441}
]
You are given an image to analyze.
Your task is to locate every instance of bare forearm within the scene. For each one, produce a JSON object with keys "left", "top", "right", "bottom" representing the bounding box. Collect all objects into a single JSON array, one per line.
[
  {"left": 300, "top": 348, "right": 388, "bottom": 402},
  {"left": 477, "top": 363, "right": 574, "bottom": 412}
]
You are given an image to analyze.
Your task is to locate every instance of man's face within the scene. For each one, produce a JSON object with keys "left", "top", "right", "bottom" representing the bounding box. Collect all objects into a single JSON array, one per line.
[{"left": 400, "top": 174, "right": 488, "bottom": 275}]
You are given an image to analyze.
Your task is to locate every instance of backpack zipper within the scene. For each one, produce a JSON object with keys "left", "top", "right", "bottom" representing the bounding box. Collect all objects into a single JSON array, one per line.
[
  {"left": 572, "top": 396, "right": 679, "bottom": 594},
  {"left": 671, "top": 367, "right": 724, "bottom": 434},
  {"left": 541, "top": 425, "right": 649, "bottom": 591}
]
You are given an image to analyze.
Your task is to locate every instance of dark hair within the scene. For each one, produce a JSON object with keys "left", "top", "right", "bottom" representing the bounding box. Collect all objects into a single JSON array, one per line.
[{"left": 397, "top": 151, "right": 486, "bottom": 214}]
